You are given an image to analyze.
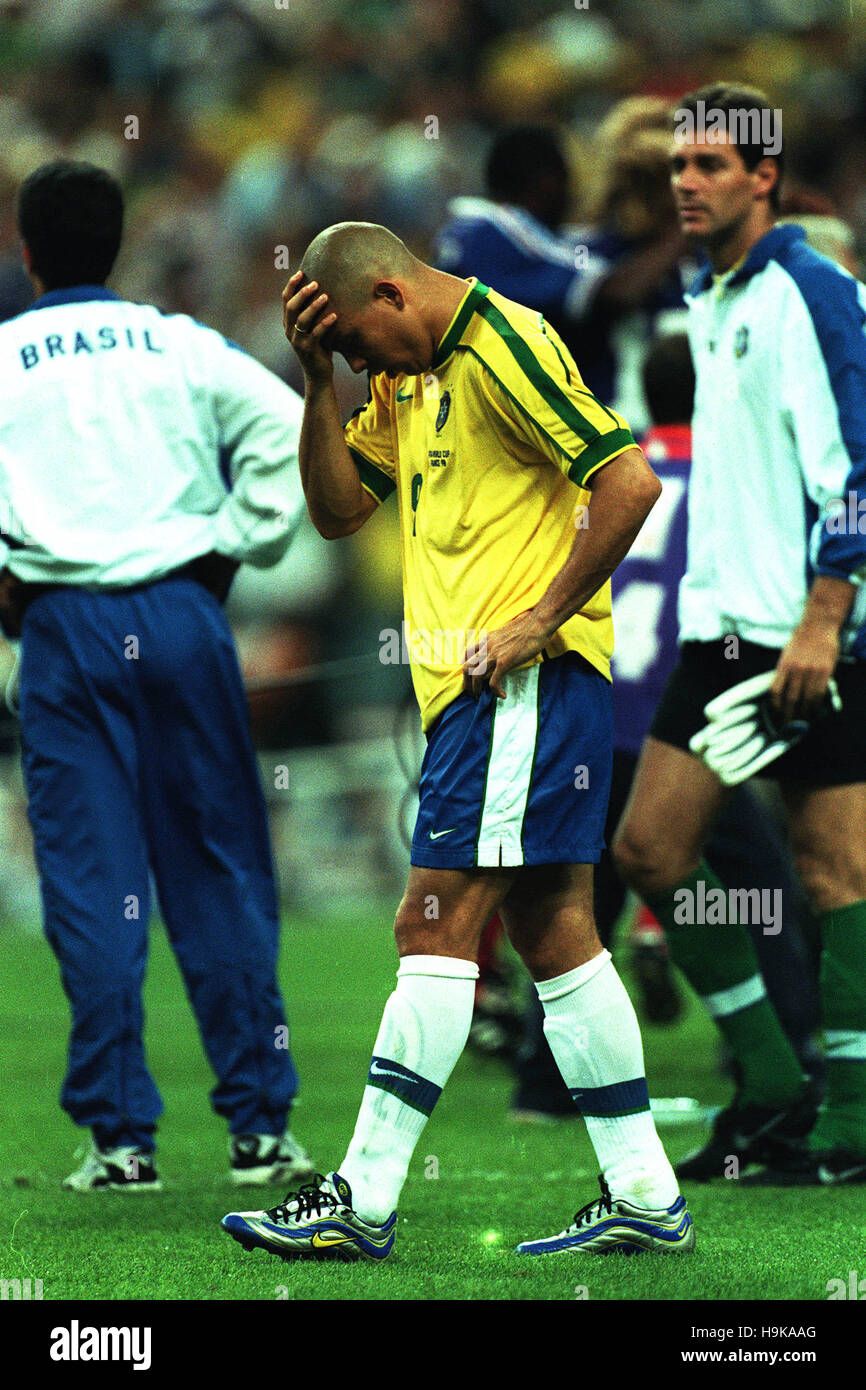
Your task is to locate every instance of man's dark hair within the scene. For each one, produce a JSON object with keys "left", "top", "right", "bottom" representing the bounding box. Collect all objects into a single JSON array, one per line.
[
  {"left": 485, "top": 124, "right": 568, "bottom": 204},
  {"left": 642, "top": 333, "right": 695, "bottom": 426},
  {"left": 674, "top": 83, "right": 783, "bottom": 211},
  {"left": 17, "top": 160, "right": 124, "bottom": 290}
]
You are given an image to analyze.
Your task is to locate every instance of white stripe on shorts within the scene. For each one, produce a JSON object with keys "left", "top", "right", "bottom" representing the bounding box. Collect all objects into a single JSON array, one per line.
[
  {"left": 702, "top": 972, "right": 766, "bottom": 1019},
  {"left": 476, "top": 664, "right": 540, "bottom": 867}
]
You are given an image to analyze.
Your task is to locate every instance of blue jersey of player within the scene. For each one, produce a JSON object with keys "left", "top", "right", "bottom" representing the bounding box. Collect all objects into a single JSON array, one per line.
[
  {"left": 610, "top": 423, "right": 691, "bottom": 754},
  {"left": 433, "top": 197, "right": 610, "bottom": 359},
  {"left": 434, "top": 199, "right": 694, "bottom": 432}
]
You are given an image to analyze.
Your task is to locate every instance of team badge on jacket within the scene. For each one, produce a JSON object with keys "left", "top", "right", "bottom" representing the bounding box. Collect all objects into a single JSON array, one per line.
[
  {"left": 733, "top": 325, "right": 749, "bottom": 358},
  {"left": 435, "top": 391, "right": 451, "bottom": 432}
]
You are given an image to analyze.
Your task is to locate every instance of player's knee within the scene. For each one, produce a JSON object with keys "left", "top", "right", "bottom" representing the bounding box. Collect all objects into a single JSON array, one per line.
[
  {"left": 794, "top": 847, "right": 866, "bottom": 914},
  {"left": 393, "top": 891, "right": 461, "bottom": 957},
  {"left": 612, "top": 821, "right": 692, "bottom": 895},
  {"left": 612, "top": 820, "right": 663, "bottom": 889},
  {"left": 513, "top": 923, "right": 602, "bottom": 980}
]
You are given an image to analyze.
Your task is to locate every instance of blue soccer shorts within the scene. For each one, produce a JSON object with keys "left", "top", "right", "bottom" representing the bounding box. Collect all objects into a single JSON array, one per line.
[{"left": 411, "top": 651, "right": 613, "bottom": 869}]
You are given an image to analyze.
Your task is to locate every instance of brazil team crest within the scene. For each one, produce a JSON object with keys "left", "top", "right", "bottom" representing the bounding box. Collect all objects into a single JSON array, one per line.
[
  {"left": 435, "top": 391, "right": 451, "bottom": 432},
  {"left": 733, "top": 326, "right": 749, "bottom": 358}
]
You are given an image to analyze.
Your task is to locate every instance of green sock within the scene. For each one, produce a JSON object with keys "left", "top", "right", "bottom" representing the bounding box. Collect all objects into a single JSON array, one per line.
[
  {"left": 810, "top": 900, "right": 866, "bottom": 1155},
  {"left": 645, "top": 861, "right": 804, "bottom": 1108}
]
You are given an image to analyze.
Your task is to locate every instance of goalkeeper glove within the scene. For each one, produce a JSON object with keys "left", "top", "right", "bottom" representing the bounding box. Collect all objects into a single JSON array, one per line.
[{"left": 689, "top": 669, "right": 842, "bottom": 786}]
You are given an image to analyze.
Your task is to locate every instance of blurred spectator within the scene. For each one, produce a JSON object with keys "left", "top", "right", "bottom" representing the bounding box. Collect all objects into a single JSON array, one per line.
[
  {"left": 779, "top": 185, "right": 861, "bottom": 275},
  {"left": 570, "top": 111, "right": 695, "bottom": 429},
  {"left": 433, "top": 124, "right": 612, "bottom": 353},
  {"left": 434, "top": 112, "right": 700, "bottom": 428},
  {"left": 0, "top": 169, "right": 31, "bottom": 320},
  {"left": 783, "top": 213, "right": 861, "bottom": 275}
]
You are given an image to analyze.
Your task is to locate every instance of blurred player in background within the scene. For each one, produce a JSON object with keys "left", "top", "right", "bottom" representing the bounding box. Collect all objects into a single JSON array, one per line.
[
  {"left": 433, "top": 124, "right": 610, "bottom": 356},
  {"left": 0, "top": 160, "right": 313, "bottom": 1192},
  {"left": 222, "top": 220, "right": 696, "bottom": 1262},
  {"left": 513, "top": 334, "right": 822, "bottom": 1124},
  {"left": 616, "top": 85, "right": 866, "bottom": 1185},
  {"left": 576, "top": 101, "right": 693, "bottom": 432},
  {"left": 434, "top": 118, "right": 687, "bottom": 429}
]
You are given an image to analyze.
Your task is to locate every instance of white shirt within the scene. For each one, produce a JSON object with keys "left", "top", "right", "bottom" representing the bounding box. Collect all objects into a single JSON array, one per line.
[
  {"left": 0, "top": 286, "right": 304, "bottom": 586},
  {"left": 681, "top": 225, "right": 866, "bottom": 656}
]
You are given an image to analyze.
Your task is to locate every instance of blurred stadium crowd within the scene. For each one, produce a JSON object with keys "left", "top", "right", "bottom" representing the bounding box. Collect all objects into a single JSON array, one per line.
[{"left": 1, "top": 0, "right": 866, "bottom": 915}]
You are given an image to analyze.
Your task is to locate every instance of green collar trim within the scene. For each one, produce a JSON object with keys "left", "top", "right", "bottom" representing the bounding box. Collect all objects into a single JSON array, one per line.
[{"left": 432, "top": 280, "right": 490, "bottom": 369}]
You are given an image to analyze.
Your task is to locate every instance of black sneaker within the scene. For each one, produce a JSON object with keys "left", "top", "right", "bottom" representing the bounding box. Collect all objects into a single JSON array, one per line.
[
  {"left": 740, "top": 1144, "right": 866, "bottom": 1186},
  {"left": 229, "top": 1129, "right": 315, "bottom": 1187},
  {"left": 63, "top": 1143, "right": 162, "bottom": 1192},
  {"left": 675, "top": 1080, "right": 819, "bottom": 1181}
]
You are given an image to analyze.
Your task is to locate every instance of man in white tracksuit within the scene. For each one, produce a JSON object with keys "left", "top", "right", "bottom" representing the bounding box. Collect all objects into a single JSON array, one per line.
[
  {"left": 0, "top": 159, "right": 312, "bottom": 1191},
  {"left": 614, "top": 84, "right": 866, "bottom": 1185}
]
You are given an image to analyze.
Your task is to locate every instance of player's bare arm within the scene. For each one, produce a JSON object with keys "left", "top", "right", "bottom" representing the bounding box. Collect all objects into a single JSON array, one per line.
[
  {"left": 772, "top": 574, "right": 856, "bottom": 722},
  {"left": 463, "top": 446, "right": 661, "bottom": 698},
  {"left": 283, "top": 270, "right": 377, "bottom": 539},
  {"left": 593, "top": 225, "right": 686, "bottom": 318}
]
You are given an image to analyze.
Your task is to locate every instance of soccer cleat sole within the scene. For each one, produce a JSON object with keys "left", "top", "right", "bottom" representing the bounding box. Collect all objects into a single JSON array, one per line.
[
  {"left": 220, "top": 1213, "right": 394, "bottom": 1263},
  {"left": 224, "top": 1226, "right": 362, "bottom": 1263},
  {"left": 517, "top": 1217, "right": 695, "bottom": 1257},
  {"left": 632, "top": 948, "right": 683, "bottom": 1025}
]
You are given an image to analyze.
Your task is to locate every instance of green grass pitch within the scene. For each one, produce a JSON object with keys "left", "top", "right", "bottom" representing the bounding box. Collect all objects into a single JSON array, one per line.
[{"left": 0, "top": 902, "right": 859, "bottom": 1302}]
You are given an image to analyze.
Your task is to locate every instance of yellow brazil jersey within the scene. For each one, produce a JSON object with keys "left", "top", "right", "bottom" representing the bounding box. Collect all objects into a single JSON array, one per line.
[{"left": 344, "top": 278, "right": 639, "bottom": 732}]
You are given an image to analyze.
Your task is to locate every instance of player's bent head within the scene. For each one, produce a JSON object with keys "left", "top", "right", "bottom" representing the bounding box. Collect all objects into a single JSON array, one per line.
[
  {"left": 671, "top": 82, "right": 783, "bottom": 212},
  {"left": 17, "top": 160, "right": 124, "bottom": 291},
  {"left": 300, "top": 222, "right": 418, "bottom": 315},
  {"left": 298, "top": 222, "right": 433, "bottom": 375},
  {"left": 642, "top": 334, "right": 695, "bottom": 427}
]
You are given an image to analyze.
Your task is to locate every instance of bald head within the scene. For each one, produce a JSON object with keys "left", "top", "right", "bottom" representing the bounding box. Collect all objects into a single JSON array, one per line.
[
  {"left": 291, "top": 220, "right": 469, "bottom": 378},
  {"left": 300, "top": 222, "right": 421, "bottom": 312}
]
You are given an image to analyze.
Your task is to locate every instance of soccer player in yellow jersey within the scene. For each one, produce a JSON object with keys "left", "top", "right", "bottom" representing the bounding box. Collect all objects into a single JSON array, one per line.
[{"left": 221, "top": 222, "right": 695, "bottom": 1261}]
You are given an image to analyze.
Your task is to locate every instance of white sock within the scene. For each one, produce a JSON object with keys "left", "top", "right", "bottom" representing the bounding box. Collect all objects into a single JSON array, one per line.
[
  {"left": 339, "top": 954, "right": 478, "bottom": 1223},
  {"left": 538, "top": 950, "right": 679, "bottom": 1209}
]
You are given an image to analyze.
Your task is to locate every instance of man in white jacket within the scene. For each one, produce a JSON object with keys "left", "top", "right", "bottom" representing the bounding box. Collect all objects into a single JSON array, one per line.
[
  {"left": 615, "top": 85, "right": 866, "bottom": 1185},
  {"left": 0, "top": 159, "right": 312, "bottom": 1192}
]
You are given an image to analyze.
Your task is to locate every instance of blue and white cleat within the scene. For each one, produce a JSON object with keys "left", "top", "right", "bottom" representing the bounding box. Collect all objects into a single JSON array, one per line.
[
  {"left": 221, "top": 1171, "right": 396, "bottom": 1262},
  {"left": 516, "top": 1175, "right": 695, "bottom": 1256}
]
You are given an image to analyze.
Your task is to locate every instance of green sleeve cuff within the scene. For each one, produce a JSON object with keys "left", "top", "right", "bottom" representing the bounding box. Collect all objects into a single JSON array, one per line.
[
  {"left": 348, "top": 447, "right": 396, "bottom": 503},
  {"left": 567, "top": 428, "right": 636, "bottom": 487}
]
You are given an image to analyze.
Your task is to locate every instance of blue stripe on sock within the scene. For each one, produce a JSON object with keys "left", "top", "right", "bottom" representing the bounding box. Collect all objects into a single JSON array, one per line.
[
  {"left": 569, "top": 1077, "right": 651, "bottom": 1116},
  {"left": 366, "top": 1056, "right": 442, "bottom": 1116}
]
